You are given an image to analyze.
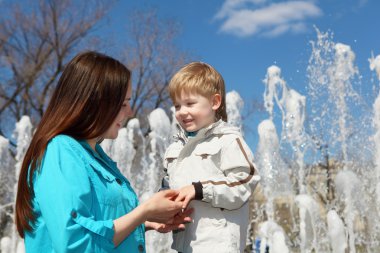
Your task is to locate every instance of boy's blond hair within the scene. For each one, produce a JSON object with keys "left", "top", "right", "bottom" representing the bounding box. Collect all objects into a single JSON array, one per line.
[{"left": 168, "top": 62, "right": 227, "bottom": 122}]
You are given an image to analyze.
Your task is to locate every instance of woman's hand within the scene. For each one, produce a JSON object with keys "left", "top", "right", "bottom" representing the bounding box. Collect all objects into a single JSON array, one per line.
[
  {"left": 113, "top": 190, "right": 185, "bottom": 246},
  {"left": 174, "top": 185, "right": 196, "bottom": 209},
  {"left": 142, "top": 189, "right": 184, "bottom": 224},
  {"left": 145, "top": 208, "right": 193, "bottom": 233}
]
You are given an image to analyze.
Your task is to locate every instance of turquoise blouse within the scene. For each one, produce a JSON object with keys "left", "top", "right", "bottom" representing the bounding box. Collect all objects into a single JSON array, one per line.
[{"left": 24, "top": 135, "right": 145, "bottom": 253}]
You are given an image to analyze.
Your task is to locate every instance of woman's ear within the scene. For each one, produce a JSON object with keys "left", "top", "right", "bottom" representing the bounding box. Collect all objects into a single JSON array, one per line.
[{"left": 211, "top": 94, "right": 222, "bottom": 111}]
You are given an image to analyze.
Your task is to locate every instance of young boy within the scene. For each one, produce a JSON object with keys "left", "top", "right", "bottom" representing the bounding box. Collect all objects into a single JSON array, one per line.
[{"left": 163, "top": 62, "right": 260, "bottom": 252}]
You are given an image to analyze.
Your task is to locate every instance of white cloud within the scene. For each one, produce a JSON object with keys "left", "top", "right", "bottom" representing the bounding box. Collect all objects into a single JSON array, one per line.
[
  {"left": 215, "top": 0, "right": 322, "bottom": 38},
  {"left": 358, "top": 0, "right": 368, "bottom": 7},
  {"left": 216, "top": 0, "right": 268, "bottom": 19},
  {"left": 262, "top": 22, "right": 307, "bottom": 37}
]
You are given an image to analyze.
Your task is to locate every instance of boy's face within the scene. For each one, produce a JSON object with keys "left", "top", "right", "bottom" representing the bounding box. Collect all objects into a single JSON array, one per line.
[{"left": 174, "top": 91, "right": 220, "bottom": 132}]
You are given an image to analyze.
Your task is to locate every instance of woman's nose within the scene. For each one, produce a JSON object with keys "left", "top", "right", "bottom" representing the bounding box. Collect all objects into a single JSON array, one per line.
[
  {"left": 128, "top": 107, "right": 134, "bottom": 117},
  {"left": 125, "top": 104, "right": 133, "bottom": 118}
]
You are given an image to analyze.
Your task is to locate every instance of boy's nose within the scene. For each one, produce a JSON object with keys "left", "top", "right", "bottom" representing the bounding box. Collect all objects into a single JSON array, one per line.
[{"left": 178, "top": 107, "right": 188, "bottom": 116}]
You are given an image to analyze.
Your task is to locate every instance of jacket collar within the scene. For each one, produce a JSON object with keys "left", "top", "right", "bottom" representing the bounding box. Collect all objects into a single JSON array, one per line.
[{"left": 174, "top": 120, "right": 241, "bottom": 144}]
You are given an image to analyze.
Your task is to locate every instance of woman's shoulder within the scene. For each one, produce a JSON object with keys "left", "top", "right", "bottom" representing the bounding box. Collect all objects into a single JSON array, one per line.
[
  {"left": 48, "top": 134, "right": 82, "bottom": 149},
  {"left": 49, "top": 134, "right": 76, "bottom": 145},
  {"left": 45, "top": 134, "right": 86, "bottom": 161}
]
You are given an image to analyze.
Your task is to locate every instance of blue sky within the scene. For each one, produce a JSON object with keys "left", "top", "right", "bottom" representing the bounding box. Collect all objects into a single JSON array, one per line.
[{"left": 104, "top": 0, "right": 380, "bottom": 151}]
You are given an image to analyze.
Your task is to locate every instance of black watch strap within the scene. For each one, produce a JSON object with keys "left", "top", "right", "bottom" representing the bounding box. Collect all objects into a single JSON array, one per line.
[{"left": 192, "top": 181, "right": 203, "bottom": 200}]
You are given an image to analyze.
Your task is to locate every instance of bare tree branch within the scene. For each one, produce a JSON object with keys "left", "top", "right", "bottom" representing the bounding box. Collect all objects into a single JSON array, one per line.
[
  {"left": 0, "top": 0, "right": 111, "bottom": 132},
  {"left": 122, "top": 9, "right": 190, "bottom": 130}
]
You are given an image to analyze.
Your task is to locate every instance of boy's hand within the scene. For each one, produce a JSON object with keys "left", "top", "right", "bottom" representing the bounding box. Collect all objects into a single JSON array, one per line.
[{"left": 175, "top": 185, "right": 196, "bottom": 209}]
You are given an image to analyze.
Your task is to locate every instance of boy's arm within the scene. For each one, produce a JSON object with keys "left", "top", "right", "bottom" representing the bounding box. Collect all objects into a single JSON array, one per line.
[
  {"left": 197, "top": 137, "right": 260, "bottom": 210},
  {"left": 176, "top": 137, "right": 260, "bottom": 210}
]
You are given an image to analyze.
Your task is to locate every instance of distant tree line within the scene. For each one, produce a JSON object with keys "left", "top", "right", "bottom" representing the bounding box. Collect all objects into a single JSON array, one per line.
[{"left": 0, "top": 0, "right": 189, "bottom": 141}]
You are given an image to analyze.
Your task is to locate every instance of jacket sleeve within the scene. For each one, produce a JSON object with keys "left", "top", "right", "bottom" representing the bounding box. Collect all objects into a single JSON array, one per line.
[
  {"left": 200, "top": 136, "right": 260, "bottom": 210},
  {"left": 33, "top": 137, "right": 115, "bottom": 252}
]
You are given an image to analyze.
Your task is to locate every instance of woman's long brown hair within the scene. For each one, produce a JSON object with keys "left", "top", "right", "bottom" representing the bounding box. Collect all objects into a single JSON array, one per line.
[{"left": 15, "top": 51, "right": 131, "bottom": 237}]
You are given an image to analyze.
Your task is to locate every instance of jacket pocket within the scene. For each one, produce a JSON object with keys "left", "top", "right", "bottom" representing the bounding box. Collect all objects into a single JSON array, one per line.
[
  {"left": 164, "top": 148, "right": 181, "bottom": 168},
  {"left": 193, "top": 143, "right": 222, "bottom": 158},
  {"left": 193, "top": 143, "right": 224, "bottom": 176},
  {"left": 88, "top": 162, "right": 124, "bottom": 205},
  {"left": 204, "top": 205, "right": 227, "bottom": 227},
  {"left": 194, "top": 204, "right": 228, "bottom": 248}
]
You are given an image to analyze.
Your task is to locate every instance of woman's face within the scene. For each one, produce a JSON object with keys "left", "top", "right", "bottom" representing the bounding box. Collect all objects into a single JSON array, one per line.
[{"left": 103, "top": 83, "right": 133, "bottom": 140}]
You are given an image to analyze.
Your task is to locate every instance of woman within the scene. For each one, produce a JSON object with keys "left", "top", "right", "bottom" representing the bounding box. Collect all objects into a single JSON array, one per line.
[{"left": 15, "top": 51, "right": 190, "bottom": 252}]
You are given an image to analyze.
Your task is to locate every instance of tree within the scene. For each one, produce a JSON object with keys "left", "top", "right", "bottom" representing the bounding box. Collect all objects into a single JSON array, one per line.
[
  {"left": 0, "top": 0, "right": 111, "bottom": 137},
  {"left": 122, "top": 9, "right": 189, "bottom": 132}
]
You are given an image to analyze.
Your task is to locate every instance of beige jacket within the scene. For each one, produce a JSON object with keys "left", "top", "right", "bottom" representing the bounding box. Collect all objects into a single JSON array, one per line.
[{"left": 164, "top": 120, "right": 260, "bottom": 253}]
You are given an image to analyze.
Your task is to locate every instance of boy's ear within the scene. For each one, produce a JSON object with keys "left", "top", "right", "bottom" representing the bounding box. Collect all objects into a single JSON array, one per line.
[{"left": 211, "top": 94, "right": 222, "bottom": 111}]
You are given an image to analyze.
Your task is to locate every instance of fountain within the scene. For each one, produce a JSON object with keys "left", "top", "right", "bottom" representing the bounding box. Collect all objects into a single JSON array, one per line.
[
  {"left": 326, "top": 209, "right": 347, "bottom": 253},
  {"left": 252, "top": 29, "right": 380, "bottom": 252}
]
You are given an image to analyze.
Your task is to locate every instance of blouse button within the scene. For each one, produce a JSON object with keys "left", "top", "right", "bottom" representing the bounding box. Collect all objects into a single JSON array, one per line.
[
  {"left": 138, "top": 244, "right": 144, "bottom": 252},
  {"left": 71, "top": 211, "right": 77, "bottom": 219},
  {"left": 116, "top": 178, "right": 122, "bottom": 185}
]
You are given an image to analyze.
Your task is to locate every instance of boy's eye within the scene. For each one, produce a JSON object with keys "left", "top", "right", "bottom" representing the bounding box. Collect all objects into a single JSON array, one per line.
[{"left": 174, "top": 105, "right": 180, "bottom": 110}]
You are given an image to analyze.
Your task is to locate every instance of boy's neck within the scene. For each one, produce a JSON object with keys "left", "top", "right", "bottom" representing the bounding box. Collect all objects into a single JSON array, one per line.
[{"left": 186, "top": 131, "right": 198, "bottom": 137}]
